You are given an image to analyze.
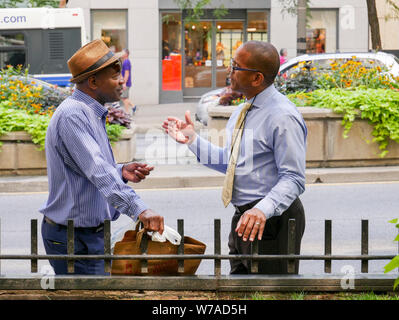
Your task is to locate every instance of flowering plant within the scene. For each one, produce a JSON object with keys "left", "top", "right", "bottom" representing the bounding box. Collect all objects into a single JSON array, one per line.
[
  {"left": 106, "top": 102, "right": 132, "bottom": 129},
  {"left": 316, "top": 57, "right": 399, "bottom": 90},
  {"left": 0, "top": 65, "right": 126, "bottom": 148},
  {"left": 275, "top": 57, "right": 399, "bottom": 94},
  {"left": 275, "top": 61, "right": 319, "bottom": 94},
  {"left": 0, "top": 65, "right": 69, "bottom": 116}
]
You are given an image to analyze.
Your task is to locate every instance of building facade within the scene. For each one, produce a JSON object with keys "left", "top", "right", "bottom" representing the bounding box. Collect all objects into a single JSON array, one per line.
[{"left": 66, "top": 0, "right": 370, "bottom": 104}]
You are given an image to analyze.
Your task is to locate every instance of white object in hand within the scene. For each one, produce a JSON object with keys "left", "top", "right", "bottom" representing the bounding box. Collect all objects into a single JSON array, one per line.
[{"left": 150, "top": 225, "right": 182, "bottom": 245}]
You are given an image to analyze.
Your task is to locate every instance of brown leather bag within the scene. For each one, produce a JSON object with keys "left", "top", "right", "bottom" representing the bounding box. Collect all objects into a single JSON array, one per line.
[{"left": 111, "top": 224, "right": 206, "bottom": 276}]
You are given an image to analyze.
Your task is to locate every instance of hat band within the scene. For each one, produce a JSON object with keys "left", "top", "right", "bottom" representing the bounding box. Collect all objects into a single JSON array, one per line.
[{"left": 74, "top": 51, "right": 115, "bottom": 78}]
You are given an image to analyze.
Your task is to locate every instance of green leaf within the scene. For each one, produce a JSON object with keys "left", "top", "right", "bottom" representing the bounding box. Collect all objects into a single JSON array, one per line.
[
  {"left": 384, "top": 255, "right": 399, "bottom": 273},
  {"left": 394, "top": 278, "right": 399, "bottom": 290}
]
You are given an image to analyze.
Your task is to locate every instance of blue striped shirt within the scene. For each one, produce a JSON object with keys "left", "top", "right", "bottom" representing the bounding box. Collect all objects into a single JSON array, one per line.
[
  {"left": 39, "top": 89, "right": 148, "bottom": 227},
  {"left": 189, "top": 85, "right": 307, "bottom": 220}
]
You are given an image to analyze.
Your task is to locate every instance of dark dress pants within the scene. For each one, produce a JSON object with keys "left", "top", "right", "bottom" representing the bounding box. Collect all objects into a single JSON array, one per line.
[
  {"left": 41, "top": 217, "right": 108, "bottom": 275},
  {"left": 228, "top": 198, "right": 305, "bottom": 274}
]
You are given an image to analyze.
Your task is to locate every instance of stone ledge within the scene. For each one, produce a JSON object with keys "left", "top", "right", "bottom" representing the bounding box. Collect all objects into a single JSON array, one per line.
[
  {"left": 207, "top": 105, "right": 399, "bottom": 168},
  {"left": 0, "top": 126, "right": 136, "bottom": 175}
]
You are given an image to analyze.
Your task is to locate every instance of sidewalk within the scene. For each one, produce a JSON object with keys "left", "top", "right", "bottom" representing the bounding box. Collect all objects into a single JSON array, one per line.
[
  {"left": 0, "top": 102, "right": 399, "bottom": 193},
  {"left": 1, "top": 164, "right": 399, "bottom": 193}
]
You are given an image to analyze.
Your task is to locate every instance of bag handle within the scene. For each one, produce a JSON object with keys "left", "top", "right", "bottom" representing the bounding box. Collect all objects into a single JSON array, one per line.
[{"left": 135, "top": 223, "right": 149, "bottom": 253}]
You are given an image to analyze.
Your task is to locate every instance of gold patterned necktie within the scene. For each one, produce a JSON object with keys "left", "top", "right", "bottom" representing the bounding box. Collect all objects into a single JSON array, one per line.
[{"left": 222, "top": 102, "right": 252, "bottom": 207}]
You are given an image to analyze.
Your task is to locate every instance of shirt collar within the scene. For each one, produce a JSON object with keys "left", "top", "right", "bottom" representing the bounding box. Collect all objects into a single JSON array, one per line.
[
  {"left": 246, "top": 84, "right": 278, "bottom": 109},
  {"left": 72, "top": 88, "right": 108, "bottom": 118}
]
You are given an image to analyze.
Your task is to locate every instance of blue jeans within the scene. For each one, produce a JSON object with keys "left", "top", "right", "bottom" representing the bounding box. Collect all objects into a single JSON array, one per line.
[{"left": 41, "top": 217, "right": 108, "bottom": 275}]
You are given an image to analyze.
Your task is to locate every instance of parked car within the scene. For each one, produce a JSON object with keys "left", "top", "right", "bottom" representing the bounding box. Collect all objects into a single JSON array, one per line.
[
  {"left": 11, "top": 74, "right": 71, "bottom": 98},
  {"left": 279, "top": 51, "right": 399, "bottom": 78},
  {"left": 195, "top": 86, "right": 244, "bottom": 125}
]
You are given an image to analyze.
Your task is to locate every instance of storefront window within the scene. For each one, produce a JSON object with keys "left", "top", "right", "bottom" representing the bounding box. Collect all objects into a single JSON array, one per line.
[
  {"left": 306, "top": 10, "right": 337, "bottom": 53},
  {"left": 91, "top": 10, "right": 127, "bottom": 53},
  {"left": 247, "top": 11, "right": 268, "bottom": 42},
  {"left": 0, "top": 33, "right": 25, "bottom": 69},
  {"left": 162, "top": 12, "right": 182, "bottom": 91}
]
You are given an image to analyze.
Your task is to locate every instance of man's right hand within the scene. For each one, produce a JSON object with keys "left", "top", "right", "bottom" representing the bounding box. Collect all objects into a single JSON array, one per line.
[
  {"left": 162, "top": 110, "right": 196, "bottom": 144},
  {"left": 138, "top": 209, "right": 164, "bottom": 235}
]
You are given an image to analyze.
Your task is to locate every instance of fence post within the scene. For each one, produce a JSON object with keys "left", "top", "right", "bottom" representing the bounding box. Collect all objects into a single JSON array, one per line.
[
  {"left": 178, "top": 219, "right": 185, "bottom": 274},
  {"left": 361, "top": 219, "right": 369, "bottom": 273},
  {"left": 139, "top": 228, "right": 148, "bottom": 274},
  {"left": 324, "top": 220, "right": 332, "bottom": 273},
  {"left": 67, "top": 220, "right": 74, "bottom": 274},
  {"left": 287, "top": 219, "right": 296, "bottom": 274},
  {"left": 250, "top": 239, "right": 259, "bottom": 274},
  {"left": 31, "top": 219, "right": 38, "bottom": 273},
  {"left": 104, "top": 219, "right": 111, "bottom": 274},
  {"left": 214, "top": 219, "right": 221, "bottom": 277}
]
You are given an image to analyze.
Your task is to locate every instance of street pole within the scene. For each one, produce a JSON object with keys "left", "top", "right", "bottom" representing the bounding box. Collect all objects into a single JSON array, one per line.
[{"left": 297, "top": 0, "right": 307, "bottom": 56}]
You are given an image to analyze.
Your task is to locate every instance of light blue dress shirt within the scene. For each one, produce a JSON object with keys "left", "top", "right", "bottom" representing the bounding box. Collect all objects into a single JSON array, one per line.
[
  {"left": 39, "top": 89, "right": 148, "bottom": 227},
  {"left": 188, "top": 85, "right": 307, "bottom": 220}
]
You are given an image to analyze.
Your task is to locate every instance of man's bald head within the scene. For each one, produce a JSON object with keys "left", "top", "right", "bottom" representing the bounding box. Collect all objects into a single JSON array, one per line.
[{"left": 240, "top": 41, "right": 280, "bottom": 86}]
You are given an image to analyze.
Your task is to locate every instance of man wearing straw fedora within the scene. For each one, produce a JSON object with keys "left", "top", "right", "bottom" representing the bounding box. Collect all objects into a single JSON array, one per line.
[
  {"left": 163, "top": 41, "right": 306, "bottom": 274},
  {"left": 40, "top": 39, "right": 164, "bottom": 275}
]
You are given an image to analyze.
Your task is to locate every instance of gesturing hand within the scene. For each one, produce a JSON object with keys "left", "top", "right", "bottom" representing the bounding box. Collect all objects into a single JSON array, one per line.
[
  {"left": 122, "top": 162, "right": 154, "bottom": 183},
  {"left": 235, "top": 208, "right": 266, "bottom": 242},
  {"left": 162, "top": 110, "right": 196, "bottom": 144}
]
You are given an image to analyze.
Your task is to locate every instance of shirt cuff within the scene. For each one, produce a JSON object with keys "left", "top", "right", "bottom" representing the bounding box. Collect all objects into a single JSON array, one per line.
[
  {"left": 117, "top": 163, "right": 128, "bottom": 183},
  {"left": 187, "top": 134, "right": 199, "bottom": 152},
  {"left": 254, "top": 199, "right": 276, "bottom": 220},
  {"left": 129, "top": 197, "right": 149, "bottom": 221}
]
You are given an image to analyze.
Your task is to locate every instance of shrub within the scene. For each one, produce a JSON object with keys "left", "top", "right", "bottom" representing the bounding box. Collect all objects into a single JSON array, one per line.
[
  {"left": 384, "top": 218, "right": 399, "bottom": 290},
  {"left": 287, "top": 88, "right": 399, "bottom": 157}
]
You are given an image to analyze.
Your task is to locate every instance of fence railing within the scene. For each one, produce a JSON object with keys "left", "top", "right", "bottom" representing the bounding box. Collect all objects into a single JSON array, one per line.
[{"left": 0, "top": 218, "right": 398, "bottom": 292}]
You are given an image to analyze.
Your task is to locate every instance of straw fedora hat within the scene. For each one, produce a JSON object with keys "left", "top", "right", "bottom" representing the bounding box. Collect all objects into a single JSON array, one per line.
[{"left": 68, "top": 39, "right": 119, "bottom": 83}]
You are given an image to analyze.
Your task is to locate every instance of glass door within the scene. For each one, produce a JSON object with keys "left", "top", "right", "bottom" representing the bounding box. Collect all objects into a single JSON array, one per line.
[
  {"left": 183, "top": 20, "right": 244, "bottom": 98},
  {"left": 183, "top": 21, "right": 213, "bottom": 96}
]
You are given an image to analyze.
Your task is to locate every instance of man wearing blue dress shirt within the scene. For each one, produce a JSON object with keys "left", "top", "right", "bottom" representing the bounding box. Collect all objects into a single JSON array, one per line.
[
  {"left": 40, "top": 40, "right": 164, "bottom": 275},
  {"left": 163, "top": 41, "right": 307, "bottom": 274}
]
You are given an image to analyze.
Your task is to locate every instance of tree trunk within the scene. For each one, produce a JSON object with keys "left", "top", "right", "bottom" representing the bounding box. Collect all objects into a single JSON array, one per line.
[{"left": 366, "top": 0, "right": 382, "bottom": 50}]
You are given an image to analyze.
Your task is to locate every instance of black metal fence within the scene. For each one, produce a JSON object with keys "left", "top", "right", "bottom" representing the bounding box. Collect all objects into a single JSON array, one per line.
[{"left": 0, "top": 218, "right": 398, "bottom": 291}]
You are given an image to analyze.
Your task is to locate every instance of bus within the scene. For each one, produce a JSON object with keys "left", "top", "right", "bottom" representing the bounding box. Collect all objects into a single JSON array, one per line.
[{"left": 0, "top": 7, "right": 87, "bottom": 86}]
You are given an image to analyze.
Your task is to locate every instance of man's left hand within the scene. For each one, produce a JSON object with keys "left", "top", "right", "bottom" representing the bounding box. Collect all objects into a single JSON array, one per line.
[
  {"left": 122, "top": 163, "right": 154, "bottom": 183},
  {"left": 235, "top": 208, "right": 266, "bottom": 242}
]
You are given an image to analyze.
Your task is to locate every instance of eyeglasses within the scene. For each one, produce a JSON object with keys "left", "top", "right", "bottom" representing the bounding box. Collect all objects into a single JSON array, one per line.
[{"left": 230, "top": 58, "right": 262, "bottom": 74}]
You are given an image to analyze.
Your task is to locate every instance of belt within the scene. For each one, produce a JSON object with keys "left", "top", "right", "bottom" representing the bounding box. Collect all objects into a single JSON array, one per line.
[
  {"left": 234, "top": 199, "right": 262, "bottom": 215},
  {"left": 44, "top": 216, "right": 104, "bottom": 233}
]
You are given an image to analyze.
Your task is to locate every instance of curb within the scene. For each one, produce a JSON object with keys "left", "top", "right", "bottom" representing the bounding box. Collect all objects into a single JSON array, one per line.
[{"left": 0, "top": 166, "right": 399, "bottom": 193}]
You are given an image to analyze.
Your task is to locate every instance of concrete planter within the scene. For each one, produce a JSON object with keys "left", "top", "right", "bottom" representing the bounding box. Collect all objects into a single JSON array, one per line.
[
  {"left": 207, "top": 105, "right": 399, "bottom": 168},
  {"left": 0, "top": 127, "right": 136, "bottom": 175}
]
